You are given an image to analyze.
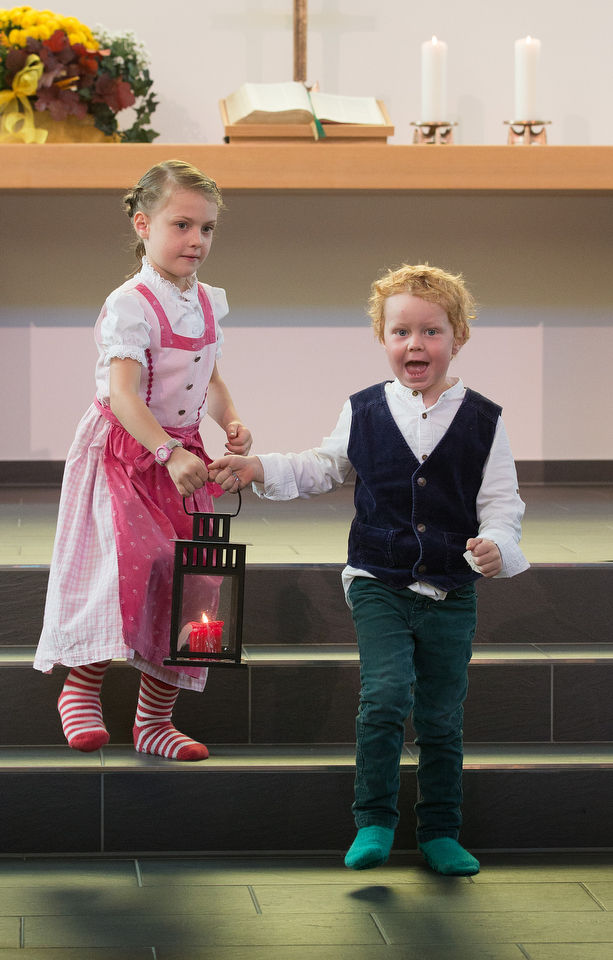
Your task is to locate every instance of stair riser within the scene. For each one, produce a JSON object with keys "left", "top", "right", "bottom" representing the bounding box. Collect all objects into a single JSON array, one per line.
[
  {"left": 2, "top": 660, "right": 613, "bottom": 746},
  {"left": 1, "top": 565, "right": 611, "bottom": 646},
  {"left": 0, "top": 767, "right": 611, "bottom": 854}
]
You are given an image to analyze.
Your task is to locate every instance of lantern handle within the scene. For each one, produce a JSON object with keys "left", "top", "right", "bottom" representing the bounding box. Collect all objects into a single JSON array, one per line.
[{"left": 183, "top": 489, "right": 242, "bottom": 518}]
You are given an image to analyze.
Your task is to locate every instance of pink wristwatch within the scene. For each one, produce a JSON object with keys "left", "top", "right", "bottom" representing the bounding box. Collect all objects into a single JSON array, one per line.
[{"left": 154, "top": 439, "right": 183, "bottom": 464}]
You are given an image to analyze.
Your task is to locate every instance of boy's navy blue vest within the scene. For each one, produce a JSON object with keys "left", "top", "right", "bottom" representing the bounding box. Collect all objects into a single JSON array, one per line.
[{"left": 347, "top": 382, "right": 501, "bottom": 592}]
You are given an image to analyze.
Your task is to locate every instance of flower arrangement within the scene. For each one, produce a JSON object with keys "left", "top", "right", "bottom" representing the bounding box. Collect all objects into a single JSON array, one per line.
[{"left": 0, "top": 6, "right": 158, "bottom": 143}]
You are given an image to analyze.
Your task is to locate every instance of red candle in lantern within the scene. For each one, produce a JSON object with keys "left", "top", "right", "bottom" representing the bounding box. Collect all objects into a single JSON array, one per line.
[{"left": 189, "top": 614, "right": 223, "bottom": 654}]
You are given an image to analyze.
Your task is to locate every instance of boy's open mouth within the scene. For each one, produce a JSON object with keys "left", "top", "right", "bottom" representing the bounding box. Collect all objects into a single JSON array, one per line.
[{"left": 406, "top": 361, "right": 429, "bottom": 376}]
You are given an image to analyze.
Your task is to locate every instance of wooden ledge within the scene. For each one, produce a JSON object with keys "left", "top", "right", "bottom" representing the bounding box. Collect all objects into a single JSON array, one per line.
[{"left": 1, "top": 143, "right": 612, "bottom": 191}]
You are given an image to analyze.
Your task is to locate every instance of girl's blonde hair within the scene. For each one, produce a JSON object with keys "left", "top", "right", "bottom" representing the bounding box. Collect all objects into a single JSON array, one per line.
[
  {"left": 123, "top": 159, "right": 224, "bottom": 266},
  {"left": 368, "top": 263, "right": 475, "bottom": 345}
]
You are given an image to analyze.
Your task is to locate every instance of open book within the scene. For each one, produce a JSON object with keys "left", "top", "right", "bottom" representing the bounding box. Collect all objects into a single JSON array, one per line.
[{"left": 224, "top": 81, "right": 387, "bottom": 126}]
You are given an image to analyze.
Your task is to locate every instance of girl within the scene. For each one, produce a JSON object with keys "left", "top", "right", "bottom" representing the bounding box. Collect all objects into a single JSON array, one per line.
[{"left": 34, "top": 160, "right": 251, "bottom": 761}]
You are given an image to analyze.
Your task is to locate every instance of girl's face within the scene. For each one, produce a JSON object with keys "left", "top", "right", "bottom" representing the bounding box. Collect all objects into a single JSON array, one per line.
[{"left": 133, "top": 189, "right": 219, "bottom": 291}]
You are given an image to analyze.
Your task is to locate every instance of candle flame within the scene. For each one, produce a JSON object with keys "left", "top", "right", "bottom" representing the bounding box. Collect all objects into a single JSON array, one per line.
[
  {"left": 526, "top": 35, "right": 532, "bottom": 43},
  {"left": 432, "top": 35, "right": 437, "bottom": 44},
  {"left": 201, "top": 613, "right": 209, "bottom": 624}
]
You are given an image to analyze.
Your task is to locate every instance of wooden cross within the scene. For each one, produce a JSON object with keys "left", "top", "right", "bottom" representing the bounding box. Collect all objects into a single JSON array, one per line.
[{"left": 294, "top": 0, "right": 307, "bottom": 82}]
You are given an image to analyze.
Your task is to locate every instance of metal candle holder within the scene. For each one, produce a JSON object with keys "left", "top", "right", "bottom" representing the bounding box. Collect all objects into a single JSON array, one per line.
[
  {"left": 504, "top": 120, "right": 551, "bottom": 145},
  {"left": 411, "top": 121, "right": 457, "bottom": 144}
]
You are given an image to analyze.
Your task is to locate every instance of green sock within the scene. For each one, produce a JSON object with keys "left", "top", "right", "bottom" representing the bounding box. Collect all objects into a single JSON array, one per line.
[
  {"left": 419, "top": 837, "right": 480, "bottom": 876},
  {"left": 344, "top": 826, "right": 394, "bottom": 870}
]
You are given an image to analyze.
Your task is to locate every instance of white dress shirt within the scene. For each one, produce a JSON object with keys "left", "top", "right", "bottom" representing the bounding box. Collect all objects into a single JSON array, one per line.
[{"left": 256, "top": 378, "right": 530, "bottom": 600}]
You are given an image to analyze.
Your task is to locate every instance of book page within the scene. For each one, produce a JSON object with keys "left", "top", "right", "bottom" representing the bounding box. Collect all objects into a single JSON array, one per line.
[
  {"left": 225, "top": 82, "right": 313, "bottom": 124},
  {"left": 248, "top": 82, "right": 312, "bottom": 114},
  {"left": 310, "top": 92, "right": 385, "bottom": 125}
]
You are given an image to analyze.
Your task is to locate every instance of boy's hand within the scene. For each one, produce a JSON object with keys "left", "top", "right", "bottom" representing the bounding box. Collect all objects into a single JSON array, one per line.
[
  {"left": 166, "top": 447, "right": 210, "bottom": 497},
  {"left": 466, "top": 538, "right": 502, "bottom": 578},
  {"left": 225, "top": 421, "right": 253, "bottom": 456},
  {"left": 207, "top": 455, "right": 264, "bottom": 493}
]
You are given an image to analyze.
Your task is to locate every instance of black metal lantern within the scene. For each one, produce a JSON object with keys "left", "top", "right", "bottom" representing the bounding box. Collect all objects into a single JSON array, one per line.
[{"left": 164, "top": 495, "right": 246, "bottom": 670}]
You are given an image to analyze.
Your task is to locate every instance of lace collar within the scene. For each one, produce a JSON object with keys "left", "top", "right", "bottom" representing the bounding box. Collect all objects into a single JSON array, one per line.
[{"left": 140, "top": 258, "right": 199, "bottom": 305}]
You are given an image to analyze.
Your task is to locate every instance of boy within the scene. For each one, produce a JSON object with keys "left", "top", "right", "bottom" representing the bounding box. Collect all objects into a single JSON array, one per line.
[{"left": 209, "top": 264, "right": 529, "bottom": 875}]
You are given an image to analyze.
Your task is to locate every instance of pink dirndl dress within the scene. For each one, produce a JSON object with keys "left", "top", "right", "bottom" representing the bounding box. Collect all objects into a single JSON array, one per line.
[{"left": 35, "top": 267, "right": 226, "bottom": 692}]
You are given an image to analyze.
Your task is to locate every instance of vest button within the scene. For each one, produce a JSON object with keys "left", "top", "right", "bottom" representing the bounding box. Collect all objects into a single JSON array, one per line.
[
  {"left": 178, "top": 409, "right": 186, "bottom": 416},
  {"left": 417, "top": 477, "right": 426, "bottom": 486},
  {"left": 422, "top": 413, "right": 428, "bottom": 419},
  {"left": 418, "top": 564, "right": 427, "bottom": 574},
  {"left": 417, "top": 523, "right": 426, "bottom": 532},
  {"left": 186, "top": 384, "right": 193, "bottom": 390}
]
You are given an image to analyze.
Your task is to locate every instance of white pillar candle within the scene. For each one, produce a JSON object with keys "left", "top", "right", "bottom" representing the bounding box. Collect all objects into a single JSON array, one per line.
[
  {"left": 421, "top": 36, "right": 447, "bottom": 123},
  {"left": 514, "top": 36, "right": 541, "bottom": 120}
]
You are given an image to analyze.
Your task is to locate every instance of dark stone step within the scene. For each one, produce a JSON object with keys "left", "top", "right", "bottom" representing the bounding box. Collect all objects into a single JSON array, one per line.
[
  {"left": 2, "top": 645, "right": 613, "bottom": 747},
  {"left": 1, "top": 563, "right": 612, "bottom": 647},
  {"left": 0, "top": 743, "right": 611, "bottom": 854}
]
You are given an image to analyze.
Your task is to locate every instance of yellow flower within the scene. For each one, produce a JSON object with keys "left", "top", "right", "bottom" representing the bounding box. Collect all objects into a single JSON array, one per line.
[{"left": 8, "top": 26, "right": 27, "bottom": 45}]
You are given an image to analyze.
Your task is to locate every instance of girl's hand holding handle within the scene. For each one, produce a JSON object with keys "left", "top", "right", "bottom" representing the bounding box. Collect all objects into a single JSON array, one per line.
[
  {"left": 207, "top": 455, "right": 264, "bottom": 493},
  {"left": 225, "top": 421, "right": 253, "bottom": 456},
  {"left": 465, "top": 537, "right": 502, "bottom": 578},
  {"left": 166, "top": 447, "right": 210, "bottom": 497}
]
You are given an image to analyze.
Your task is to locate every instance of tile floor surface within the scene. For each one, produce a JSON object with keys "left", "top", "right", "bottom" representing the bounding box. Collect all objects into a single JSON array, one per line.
[
  {"left": 0, "top": 853, "right": 611, "bottom": 957},
  {"left": 0, "top": 482, "right": 612, "bottom": 957},
  {"left": 1, "top": 482, "right": 613, "bottom": 566}
]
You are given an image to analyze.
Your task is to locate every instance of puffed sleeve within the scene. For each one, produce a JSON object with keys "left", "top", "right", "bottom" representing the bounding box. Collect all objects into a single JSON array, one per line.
[
  {"left": 99, "top": 289, "right": 152, "bottom": 367},
  {"left": 206, "top": 285, "right": 228, "bottom": 360}
]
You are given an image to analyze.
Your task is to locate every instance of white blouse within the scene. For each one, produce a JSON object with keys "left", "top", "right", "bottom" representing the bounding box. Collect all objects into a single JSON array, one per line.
[{"left": 98, "top": 258, "right": 227, "bottom": 368}]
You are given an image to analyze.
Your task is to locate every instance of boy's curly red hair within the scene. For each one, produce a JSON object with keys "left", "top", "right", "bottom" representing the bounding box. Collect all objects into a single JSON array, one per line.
[{"left": 368, "top": 264, "right": 476, "bottom": 345}]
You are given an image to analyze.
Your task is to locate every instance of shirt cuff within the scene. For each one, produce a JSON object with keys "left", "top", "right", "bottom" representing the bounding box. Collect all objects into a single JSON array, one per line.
[
  {"left": 479, "top": 529, "right": 530, "bottom": 579},
  {"left": 252, "top": 454, "right": 300, "bottom": 501}
]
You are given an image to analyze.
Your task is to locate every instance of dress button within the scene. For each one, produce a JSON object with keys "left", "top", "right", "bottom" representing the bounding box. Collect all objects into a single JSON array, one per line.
[
  {"left": 417, "top": 477, "right": 426, "bottom": 486},
  {"left": 422, "top": 413, "right": 428, "bottom": 419},
  {"left": 412, "top": 390, "right": 419, "bottom": 397},
  {"left": 417, "top": 523, "right": 426, "bottom": 533},
  {"left": 418, "top": 564, "right": 427, "bottom": 574},
  {"left": 421, "top": 454, "right": 428, "bottom": 461},
  {"left": 178, "top": 409, "right": 186, "bottom": 416},
  {"left": 186, "top": 384, "right": 193, "bottom": 390},
  {"left": 194, "top": 356, "right": 201, "bottom": 362}
]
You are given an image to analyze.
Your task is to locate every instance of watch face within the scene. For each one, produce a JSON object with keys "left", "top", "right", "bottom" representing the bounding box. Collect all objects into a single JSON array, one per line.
[{"left": 157, "top": 445, "right": 170, "bottom": 462}]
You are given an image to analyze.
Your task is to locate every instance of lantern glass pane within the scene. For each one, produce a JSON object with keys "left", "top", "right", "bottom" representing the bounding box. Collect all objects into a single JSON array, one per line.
[{"left": 177, "top": 571, "right": 240, "bottom": 659}]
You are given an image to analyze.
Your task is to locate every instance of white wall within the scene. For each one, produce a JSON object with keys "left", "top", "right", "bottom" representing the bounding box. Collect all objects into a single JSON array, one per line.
[
  {"left": 1, "top": 1, "right": 612, "bottom": 464},
  {"left": 63, "top": 0, "right": 613, "bottom": 145}
]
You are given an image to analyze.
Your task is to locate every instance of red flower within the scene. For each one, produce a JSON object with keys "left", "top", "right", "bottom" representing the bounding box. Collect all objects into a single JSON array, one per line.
[
  {"left": 43, "top": 30, "right": 68, "bottom": 54},
  {"left": 35, "top": 86, "right": 88, "bottom": 121},
  {"left": 92, "top": 75, "right": 135, "bottom": 114},
  {"left": 5, "top": 47, "right": 28, "bottom": 82}
]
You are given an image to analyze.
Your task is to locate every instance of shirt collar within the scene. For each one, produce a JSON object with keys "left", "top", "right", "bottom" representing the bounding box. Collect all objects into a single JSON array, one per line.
[
  {"left": 391, "top": 376, "right": 465, "bottom": 406},
  {"left": 140, "top": 257, "right": 199, "bottom": 305}
]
